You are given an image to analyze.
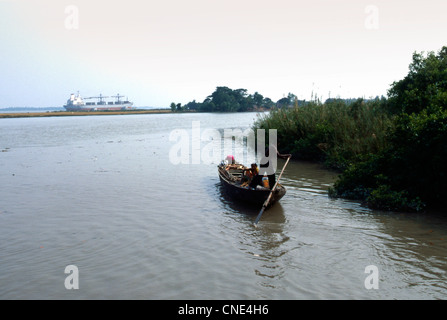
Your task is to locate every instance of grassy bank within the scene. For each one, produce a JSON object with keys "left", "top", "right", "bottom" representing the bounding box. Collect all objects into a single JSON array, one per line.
[
  {"left": 253, "top": 98, "right": 393, "bottom": 171},
  {"left": 254, "top": 46, "right": 447, "bottom": 213},
  {"left": 0, "top": 109, "right": 174, "bottom": 119}
]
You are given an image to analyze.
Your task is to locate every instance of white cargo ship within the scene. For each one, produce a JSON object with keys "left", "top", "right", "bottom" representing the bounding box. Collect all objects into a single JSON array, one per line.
[{"left": 64, "top": 92, "right": 135, "bottom": 111}]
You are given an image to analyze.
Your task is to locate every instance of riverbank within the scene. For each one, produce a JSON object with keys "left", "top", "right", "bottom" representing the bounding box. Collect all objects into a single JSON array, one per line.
[
  {"left": 0, "top": 109, "right": 175, "bottom": 118},
  {"left": 253, "top": 47, "right": 447, "bottom": 213},
  {"left": 253, "top": 98, "right": 392, "bottom": 171}
]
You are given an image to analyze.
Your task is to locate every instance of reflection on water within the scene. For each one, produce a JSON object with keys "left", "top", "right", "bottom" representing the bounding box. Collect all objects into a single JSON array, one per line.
[
  {"left": 1, "top": 112, "right": 447, "bottom": 299},
  {"left": 217, "top": 183, "right": 290, "bottom": 293}
]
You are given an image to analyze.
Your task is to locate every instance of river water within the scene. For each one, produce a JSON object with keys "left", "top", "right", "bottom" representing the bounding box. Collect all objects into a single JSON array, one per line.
[{"left": 1, "top": 112, "right": 447, "bottom": 300}]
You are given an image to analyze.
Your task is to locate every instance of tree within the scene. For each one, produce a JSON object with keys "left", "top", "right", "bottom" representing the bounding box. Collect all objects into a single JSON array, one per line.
[
  {"left": 276, "top": 97, "right": 290, "bottom": 108},
  {"left": 331, "top": 45, "right": 447, "bottom": 212},
  {"left": 179, "top": 86, "right": 276, "bottom": 112},
  {"left": 387, "top": 46, "right": 447, "bottom": 114},
  {"left": 252, "top": 92, "right": 264, "bottom": 107},
  {"left": 262, "top": 97, "right": 275, "bottom": 109},
  {"left": 204, "top": 87, "right": 250, "bottom": 112},
  {"left": 276, "top": 93, "right": 302, "bottom": 108},
  {"left": 184, "top": 100, "right": 199, "bottom": 111}
]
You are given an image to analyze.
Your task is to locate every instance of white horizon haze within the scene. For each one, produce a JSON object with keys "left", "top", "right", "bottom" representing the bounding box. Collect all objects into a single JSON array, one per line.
[{"left": 1, "top": 0, "right": 446, "bottom": 108}]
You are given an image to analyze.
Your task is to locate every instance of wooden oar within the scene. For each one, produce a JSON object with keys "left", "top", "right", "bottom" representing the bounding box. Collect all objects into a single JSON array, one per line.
[{"left": 254, "top": 155, "right": 291, "bottom": 227}]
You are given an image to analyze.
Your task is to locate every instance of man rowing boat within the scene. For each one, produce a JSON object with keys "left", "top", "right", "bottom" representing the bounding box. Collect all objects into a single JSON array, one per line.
[{"left": 249, "top": 146, "right": 291, "bottom": 189}]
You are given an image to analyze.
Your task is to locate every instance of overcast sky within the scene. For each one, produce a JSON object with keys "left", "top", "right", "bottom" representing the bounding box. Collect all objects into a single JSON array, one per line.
[{"left": 1, "top": 0, "right": 446, "bottom": 108}]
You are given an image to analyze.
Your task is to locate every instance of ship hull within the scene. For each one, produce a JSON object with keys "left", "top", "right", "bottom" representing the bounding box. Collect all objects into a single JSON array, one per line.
[{"left": 64, "top": 104, "right": 135, "bottom": 111}]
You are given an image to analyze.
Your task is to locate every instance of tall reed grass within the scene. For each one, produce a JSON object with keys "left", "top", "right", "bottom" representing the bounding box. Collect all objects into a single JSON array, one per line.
[{"left": 253, "top": 98, "right": 393, "bottom": 170}]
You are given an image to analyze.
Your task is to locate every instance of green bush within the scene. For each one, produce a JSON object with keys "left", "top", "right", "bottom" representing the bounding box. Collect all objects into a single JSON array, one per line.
[
  {"left": 366, "top": 185, "right": 425, "bottom": 212},
  {"left": 330, "top": 107, "right": 447, "bottom": 212},
  {"left": 329, "top": 47, "right": 447, "bottom": 212},
  {"left": 255, "top": 46, "right": 447, "bottom": 213},
  {"left": 387, "top": 47, "right": 447, "bottom": 114},
  {"left": 388, "top": 109, "right": 447, "bottom": 206},
  {"left": 253, "top": 98, "right": 392, "bottom": 170}
]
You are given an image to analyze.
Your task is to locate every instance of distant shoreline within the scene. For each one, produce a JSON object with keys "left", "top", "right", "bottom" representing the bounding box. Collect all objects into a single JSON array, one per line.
[{"left": 0, "top": 109, "right": 178, "bottom": 118}]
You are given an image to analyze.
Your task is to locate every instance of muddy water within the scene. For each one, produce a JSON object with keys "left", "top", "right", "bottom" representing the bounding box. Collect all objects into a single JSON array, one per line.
[{"left": 1, "top": 112, "right": 447, "bottom": 299}]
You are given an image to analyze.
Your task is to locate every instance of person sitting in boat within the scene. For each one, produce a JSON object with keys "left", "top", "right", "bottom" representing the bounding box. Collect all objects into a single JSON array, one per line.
[
  {"left": 225, "top": 155, "right": 235, "bottom": 164},
  {"left": 249, "top": 146, "right": 291, "bottom": 189},
  {"left": 245, "top": 163, "right": 259, "bottom": 178},
  {"left": 241, "top": 163, "right": 259, "bottom": 187}
]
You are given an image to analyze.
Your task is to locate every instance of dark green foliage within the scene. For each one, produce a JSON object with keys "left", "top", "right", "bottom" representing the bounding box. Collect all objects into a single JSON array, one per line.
[
  {"left": 179, "top": 86, "right": 276, "bottom": 112},
  {"left": 367, "top": 185, "right": 425, "bottom": 212},
  {"left": 387, "top": 47, "right": 447, "bottom": 114},
  {"left": 170, "top": 102, "right": 184, "bottom": 112},
  {"left": 257, "top": 46, "right": 447, "bottom": 212},
  {"left": 253, "top": 98, "right": 392, "bottom": 171},
  {"left": 331, "top": 47, "right": 447, "bottom": 212},
  {"left": 386, "top": 109, "right": 447, "bottom": 207}
]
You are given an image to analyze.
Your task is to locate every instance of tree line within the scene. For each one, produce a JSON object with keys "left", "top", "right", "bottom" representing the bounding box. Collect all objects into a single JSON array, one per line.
[
  {"left": 170, "top": 87, "right": 382, "bottom": 113},
  {"left": 170, "top": 87, "right": 310, "bottom": 112}
]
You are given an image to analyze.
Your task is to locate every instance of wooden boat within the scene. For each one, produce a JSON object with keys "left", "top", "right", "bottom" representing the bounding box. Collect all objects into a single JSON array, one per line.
[{"left": 217, "top": 162, "right": 286, "bottom": 207}]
